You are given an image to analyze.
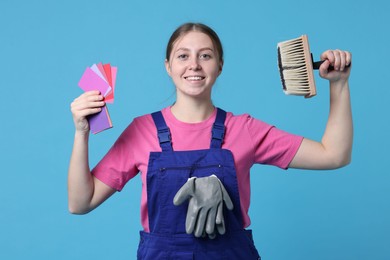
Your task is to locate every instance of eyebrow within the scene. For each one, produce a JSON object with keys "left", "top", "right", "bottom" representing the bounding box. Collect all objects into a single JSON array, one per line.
[{"left": 175, "top": 47, "right": 215, "bottom": 53}]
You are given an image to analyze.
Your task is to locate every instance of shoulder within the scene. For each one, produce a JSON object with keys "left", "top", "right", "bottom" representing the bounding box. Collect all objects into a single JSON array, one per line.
[
  {"left": 132, "top": 113, "right": 154, "bottom": 128},
  {"left": 124, "top": 107, "right": 171, "bottom": 133},
  {"left": 117, "top": 111, "right": 157, "bottom": 144},
  {"left": 224, "top": 110, "right": 274, "bottom": 132}
]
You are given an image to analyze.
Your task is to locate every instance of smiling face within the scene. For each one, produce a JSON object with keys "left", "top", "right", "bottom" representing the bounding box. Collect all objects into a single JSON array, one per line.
[{"left": 165, "top": 31, "right": 223, "bottom": 100}]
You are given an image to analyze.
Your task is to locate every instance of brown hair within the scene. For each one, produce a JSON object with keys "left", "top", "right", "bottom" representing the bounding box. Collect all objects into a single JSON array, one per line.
[{"left": 166, "top": 23, "right": 224, "bottom": 63}]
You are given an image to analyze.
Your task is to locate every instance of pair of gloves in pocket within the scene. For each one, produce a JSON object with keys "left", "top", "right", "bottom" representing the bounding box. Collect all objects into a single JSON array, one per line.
[{"left": 173, "top": 175, "right": 234, "bottom": 239}]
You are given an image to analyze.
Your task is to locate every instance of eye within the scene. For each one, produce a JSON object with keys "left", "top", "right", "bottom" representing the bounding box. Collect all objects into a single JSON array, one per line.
[
  {"left": 200, "top": 53, "right": 212, "bottom": 60},
  {"left": 177, "top": 54, "right": 188, "bottom": 60}
]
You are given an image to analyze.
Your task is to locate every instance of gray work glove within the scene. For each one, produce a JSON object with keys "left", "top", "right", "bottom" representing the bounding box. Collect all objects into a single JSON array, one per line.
[{"left": 173, "top": 174, "right": 234, "bottom": 239}]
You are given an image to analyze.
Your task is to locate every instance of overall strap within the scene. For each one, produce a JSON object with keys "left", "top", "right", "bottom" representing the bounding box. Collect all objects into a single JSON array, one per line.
[
  {"left": 210, "top": 108, "right": 227, "bottom": 149},
  {"left": 151, "top": 111, "right": 173, "bottom": 152}
]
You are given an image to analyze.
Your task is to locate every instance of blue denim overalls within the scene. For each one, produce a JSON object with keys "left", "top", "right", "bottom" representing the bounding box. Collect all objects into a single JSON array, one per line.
[{"left": 137, "top": 108, "right": 261, "bottom": 259}]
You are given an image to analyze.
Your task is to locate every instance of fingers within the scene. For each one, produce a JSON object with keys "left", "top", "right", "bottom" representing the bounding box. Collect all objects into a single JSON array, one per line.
[
  {"left": 194, "top": 209, "right": 207, "bottom": 237},
  {"left": 216, "top": 216, "right": 226, "bottom": 235},
  {"left": 219, "top": 180, "right": 234, "bottom": 210},
  {"left": 70, "top": 91, "right": 106, "bottom": 132},
  {"left": 71, "top": 91, "right": 105, "bottom": 118},
  {"left": 320, "top": 49, "right": 352, "bottom": 71},
  {"left": 185, "top": 199, "right": 198, "bottom": 234},
  {"left": 207, "top": 230, "right": 217, "bottom": 239},
  {"left": 319, "top": 49, "right": 352, "bottom": 82},
  {"left": 215, "top": 202, "right": 227, "bottom": 235},
  {"left": 206, "top": 206, "right": 217, "bottom": 235}
]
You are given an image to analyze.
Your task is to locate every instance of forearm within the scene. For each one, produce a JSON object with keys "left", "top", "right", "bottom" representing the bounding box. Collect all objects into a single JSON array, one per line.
[
  {"left": 290, "top": 80, "right": 353, "bottom": 170},
  {"left": 321, "top": 80, "right": 353, "bottom": 167},
  {"left": 67, "top": 131, "right": 95, "bottom": 214}
]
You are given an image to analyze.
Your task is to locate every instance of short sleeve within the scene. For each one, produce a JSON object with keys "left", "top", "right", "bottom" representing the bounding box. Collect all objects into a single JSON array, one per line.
[
  {"left": 246, "top": 116, "right": 303, "bottom": 169},
  {"left": 91, "top": 121, "right": 139, "bottom": 191}
]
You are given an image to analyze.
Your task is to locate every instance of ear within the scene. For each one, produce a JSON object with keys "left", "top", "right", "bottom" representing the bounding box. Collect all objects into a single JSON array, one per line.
[
  {"left": 165, "top": 59, "right": 172, "bottom": 77},
  {"left": 218, "top": 60, "right": 224, "bottom": 76}
]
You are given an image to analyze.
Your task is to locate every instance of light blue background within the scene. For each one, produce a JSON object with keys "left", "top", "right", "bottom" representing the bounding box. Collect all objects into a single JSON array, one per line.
[{"left": 1, "top": 0, "right": 389, "bottom": 259}]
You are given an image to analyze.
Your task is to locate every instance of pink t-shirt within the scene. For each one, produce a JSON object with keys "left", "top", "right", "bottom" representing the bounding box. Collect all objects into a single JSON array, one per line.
[{"left": 92, "top": 107, "right": 303, "bottom": 231}]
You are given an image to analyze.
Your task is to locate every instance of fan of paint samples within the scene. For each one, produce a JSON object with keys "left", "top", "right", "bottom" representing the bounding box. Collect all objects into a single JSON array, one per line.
[{"left": 78, "top": 63, "right": 117, "bottom": 134}]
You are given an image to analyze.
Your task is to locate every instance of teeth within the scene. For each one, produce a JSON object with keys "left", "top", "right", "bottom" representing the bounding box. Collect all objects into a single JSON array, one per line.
[{"left": 186, "top": 76, "right": 204, "bottom": 81}]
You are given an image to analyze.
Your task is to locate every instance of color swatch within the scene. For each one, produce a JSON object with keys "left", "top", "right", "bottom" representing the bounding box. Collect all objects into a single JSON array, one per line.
[{"left": 78, "top": 63, "right": 117, "bottom": 134}]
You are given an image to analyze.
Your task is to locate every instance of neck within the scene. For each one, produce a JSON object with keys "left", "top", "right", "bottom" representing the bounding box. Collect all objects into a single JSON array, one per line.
[{"left": 171, "top": 98, "right": 215, "bottom": 123}]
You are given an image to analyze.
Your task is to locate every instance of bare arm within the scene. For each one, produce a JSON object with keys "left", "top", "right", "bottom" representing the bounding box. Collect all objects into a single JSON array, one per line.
[
  {"left": 68, "top": 91, "right": 116, "bottom": 214},
  {"left": 289, "top": 50, "right": 353, "bottom": 170}
]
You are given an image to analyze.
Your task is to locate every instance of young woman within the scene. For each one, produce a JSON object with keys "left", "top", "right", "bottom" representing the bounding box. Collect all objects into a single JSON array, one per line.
[{"left": 68, "top": 23, "right": 352, "bottom": 259}]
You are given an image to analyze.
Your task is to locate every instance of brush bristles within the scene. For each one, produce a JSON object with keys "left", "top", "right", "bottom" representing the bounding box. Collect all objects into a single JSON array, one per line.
[{"left": 277, "top": 35, "right": 316, "bottom": 98}]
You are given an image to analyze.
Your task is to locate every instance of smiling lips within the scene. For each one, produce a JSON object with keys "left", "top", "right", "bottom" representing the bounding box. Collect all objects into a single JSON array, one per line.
[{"left": 184, "top": 76, "right": 205, "bottom": 81}]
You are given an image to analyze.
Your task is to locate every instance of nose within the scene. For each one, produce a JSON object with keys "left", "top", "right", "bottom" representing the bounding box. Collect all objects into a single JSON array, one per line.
[{"left": 189, "top": 58, "right": 201, "bottom": 70}]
